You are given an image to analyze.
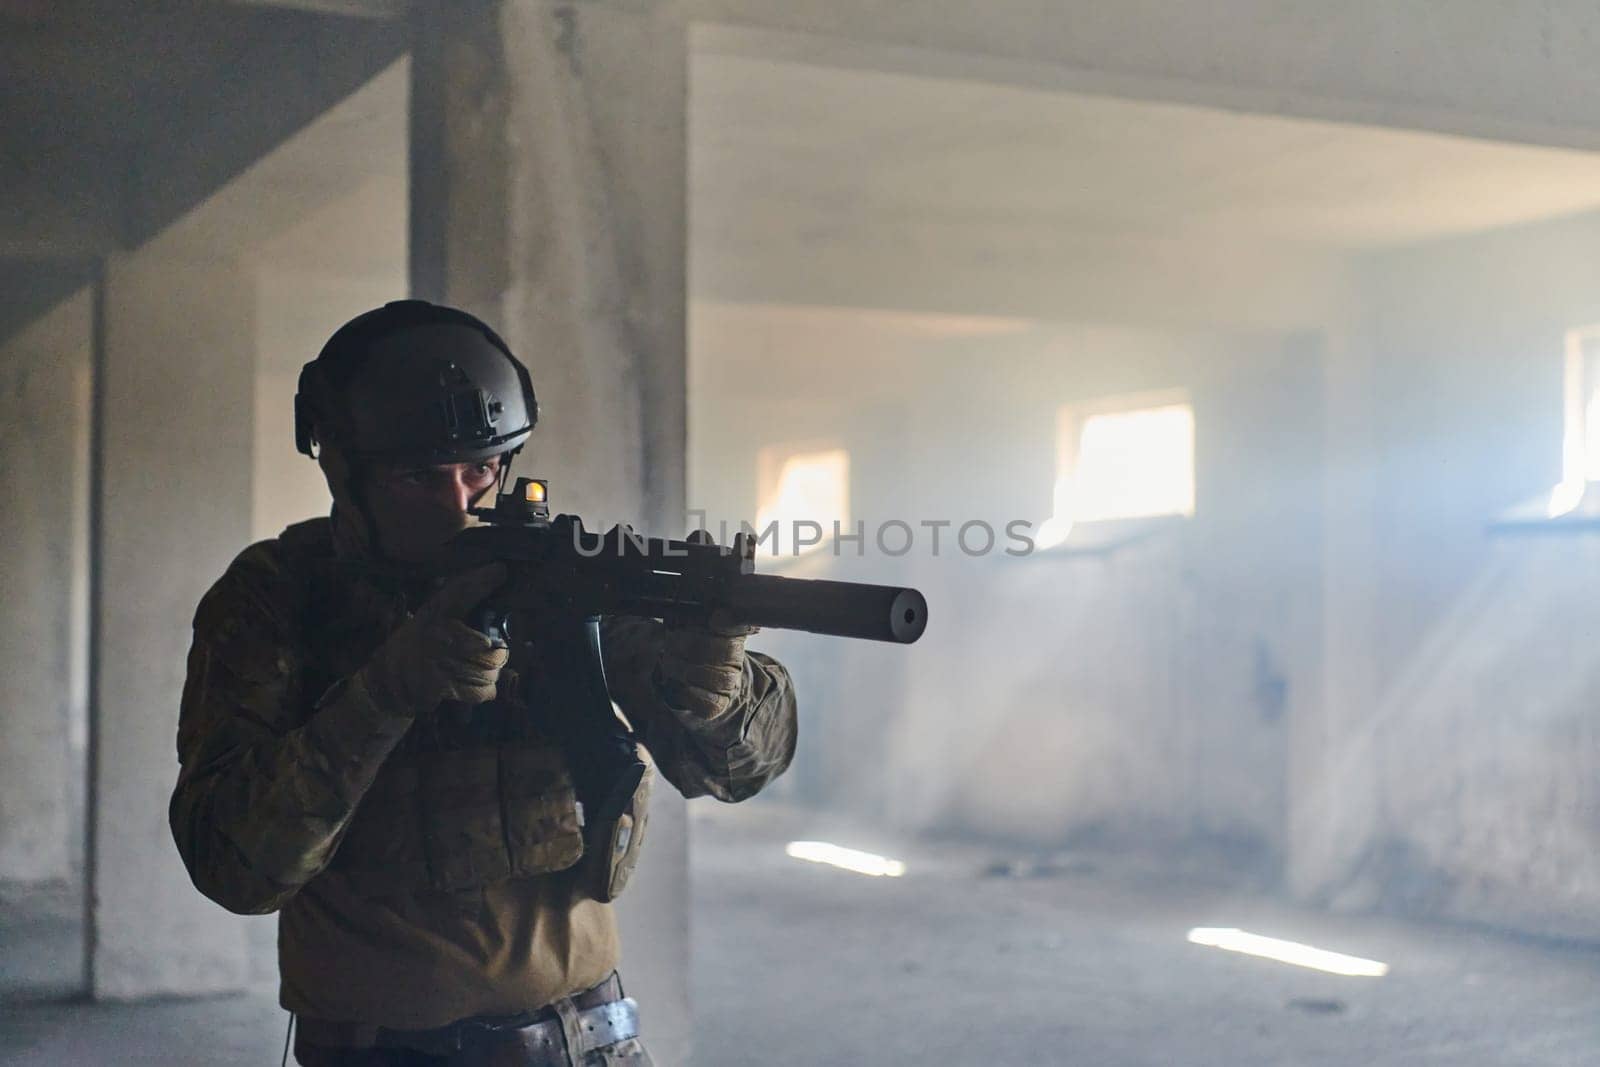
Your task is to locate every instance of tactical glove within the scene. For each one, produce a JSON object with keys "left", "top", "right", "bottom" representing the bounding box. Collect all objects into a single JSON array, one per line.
[
  {"left": 655, "top": 618, "right": 753, "bottom": 722},
  {"left": 655, "top": 531, "right": 754, "bottom": 721},
  {"left": 359, "top": 563, "right": 510, "bottom": 716}
]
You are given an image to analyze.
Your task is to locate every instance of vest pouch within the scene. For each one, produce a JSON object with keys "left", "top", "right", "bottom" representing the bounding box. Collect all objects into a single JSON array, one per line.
[
  {"left": 328, "top": 742, "right": 585, "bottom": 898},
  {"left": 585, "top": 748, "right": 654, "bottom": 903}
]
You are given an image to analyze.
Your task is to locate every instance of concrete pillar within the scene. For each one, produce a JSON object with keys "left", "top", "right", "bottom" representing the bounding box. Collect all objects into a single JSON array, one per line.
[
  {"left": 89, "top": 253, "right": 262, "bottom": 998},
  {"left": 0, "top": 291, "right": 91, "bottom": 887},
  {"left": 1287, "top": 319, "right": 1382, "bottom": 901},
  {"left": 410, "top": 3, "right": 691, "bottom": 1061}
]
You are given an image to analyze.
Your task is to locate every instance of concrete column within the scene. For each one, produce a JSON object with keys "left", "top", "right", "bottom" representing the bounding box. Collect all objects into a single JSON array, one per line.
[
  {"left": 1287, "top": 319, "right": 1382, "bottom": 901},
  {"left": 0, "top": 292, "right": 91, "bottom": 887},
  {"left": 89, "top": 252, "right": 262, "bottom": 998},
  {"left": 410, "top": 3, "right": 691, "bottom": 1061}
]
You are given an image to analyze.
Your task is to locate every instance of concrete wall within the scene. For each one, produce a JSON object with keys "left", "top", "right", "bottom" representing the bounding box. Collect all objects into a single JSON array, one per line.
[
  {"left": 691, "top": 303, "right": 1323, "bottom": 872},
  {"left": 685, "top": 21, "right": 1600, "bottom": 939},
  {"left": 0, "top": 291, "right": 91, "bottom": 886},
  {"left": 692, "top": 202, "right": 1600, "bottom": 939},
  {"left": 1300, "top": 208, "right": 1600, "bottom": 939}
]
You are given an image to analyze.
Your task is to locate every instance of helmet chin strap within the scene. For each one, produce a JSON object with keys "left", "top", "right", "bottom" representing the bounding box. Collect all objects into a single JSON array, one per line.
[
  {"left": 316, "top": 443, "right": 384, "bottom": 560},
  {"left": 496, "top": 446, "right": 523, "bottom": 494}
]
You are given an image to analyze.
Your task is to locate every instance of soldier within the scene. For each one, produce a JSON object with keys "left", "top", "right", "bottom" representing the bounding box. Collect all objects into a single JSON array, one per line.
[{"left": 170, "top": 300, "right": 798, "bottom": 1066}]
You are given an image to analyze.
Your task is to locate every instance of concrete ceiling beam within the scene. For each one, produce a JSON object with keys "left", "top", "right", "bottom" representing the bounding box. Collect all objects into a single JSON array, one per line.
[
  {"left": 688, "top": 0, "right": 1600, "bottom": 153},
  {"left": 0, "top": 10, "right": 405, "bottom": 344},
  {"left": 0, "top": 16, "right": 403, "bottom": 255},
  {"left": 122, "top": 19, "right": 408, "bottom": 249}
]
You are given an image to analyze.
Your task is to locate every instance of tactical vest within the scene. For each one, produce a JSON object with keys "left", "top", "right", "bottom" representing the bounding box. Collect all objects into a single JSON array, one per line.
[{"left": 277, "top": 518, "right": 649, "bottom": 903}]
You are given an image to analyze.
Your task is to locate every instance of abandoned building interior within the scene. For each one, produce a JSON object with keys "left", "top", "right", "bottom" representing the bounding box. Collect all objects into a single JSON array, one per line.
[{"left": 3, "top": 2, "right": 1600, "bottom": 1064}]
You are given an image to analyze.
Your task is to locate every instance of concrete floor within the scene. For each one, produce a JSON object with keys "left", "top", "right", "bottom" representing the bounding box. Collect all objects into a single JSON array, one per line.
[
  {"left": 688, "top": 804, "right": 1600, "bottom": 1066},
  {"left": 5, "top": 801, "right": 1600, "bottom": 1065}
]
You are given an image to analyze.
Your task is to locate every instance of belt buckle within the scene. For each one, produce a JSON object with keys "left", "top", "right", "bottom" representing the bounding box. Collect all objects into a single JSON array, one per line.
[
  {"left": 445, "top": 987, "right": 639, "bottom": 1066},
  {"left": 576, "top": 997, "right": 640, "bottom": 1054}
]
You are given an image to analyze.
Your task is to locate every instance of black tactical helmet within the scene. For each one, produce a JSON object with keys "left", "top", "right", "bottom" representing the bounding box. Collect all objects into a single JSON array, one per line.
[{"left": 295, "top": 300, "right": 538, "bottom": 467}]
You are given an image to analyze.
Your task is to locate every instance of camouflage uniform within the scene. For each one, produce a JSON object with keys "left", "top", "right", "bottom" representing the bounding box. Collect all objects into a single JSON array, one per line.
[{"left": 170, "top": 511, "right": 797, "bottom": 1054}]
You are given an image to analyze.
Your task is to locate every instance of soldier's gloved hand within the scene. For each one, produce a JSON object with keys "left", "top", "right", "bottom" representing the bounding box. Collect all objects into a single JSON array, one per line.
[
  {"left": 655, "top": 531, "right": 755, "bottom": 721},
  {"left": 359, "top": 563, "right": 510, "bottom": 716}
]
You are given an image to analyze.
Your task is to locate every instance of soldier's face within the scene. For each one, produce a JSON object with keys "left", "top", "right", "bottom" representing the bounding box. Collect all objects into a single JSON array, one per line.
[{"left": 364, "top": 455, "right": 505, "bottom": 562}]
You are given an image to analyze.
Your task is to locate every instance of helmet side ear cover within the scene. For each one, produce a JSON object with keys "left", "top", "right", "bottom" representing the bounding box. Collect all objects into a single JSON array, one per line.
[{"left": 294, "top": 301, "right": 538, "bottom": 466}]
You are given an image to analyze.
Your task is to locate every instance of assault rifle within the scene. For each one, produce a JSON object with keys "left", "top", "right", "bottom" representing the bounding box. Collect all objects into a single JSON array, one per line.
[
  {"left": 440, "top": 477, "right": 927, "bottom": 841},
  {"left": 453, "top": 477, "right": 927, "bottom": 644}
]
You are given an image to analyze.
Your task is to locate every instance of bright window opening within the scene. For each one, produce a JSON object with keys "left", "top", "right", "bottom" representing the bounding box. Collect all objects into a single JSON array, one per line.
[
  {"left": 755, "top": 446, "right": 849, "bottom": 556},
  {"left": 1549, "top": 326, "right": 1600, "bottom": 517},
  {"left": 1039, "top": 394, "right": 1195, "bottom": 548}
]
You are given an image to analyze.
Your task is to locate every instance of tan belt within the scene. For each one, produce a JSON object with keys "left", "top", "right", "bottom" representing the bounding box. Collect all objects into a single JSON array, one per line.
[{"left": 296, "top": 972, "right": 637, "bottom": 1062}]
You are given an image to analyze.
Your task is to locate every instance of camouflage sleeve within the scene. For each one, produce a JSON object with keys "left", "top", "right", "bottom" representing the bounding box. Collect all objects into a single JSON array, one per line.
[
  {"left": 600, "top": 616, "right": 797, "bottom": 803},
  {"left": 169, "top": 543, "right": 413, "bottom": 915}
]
